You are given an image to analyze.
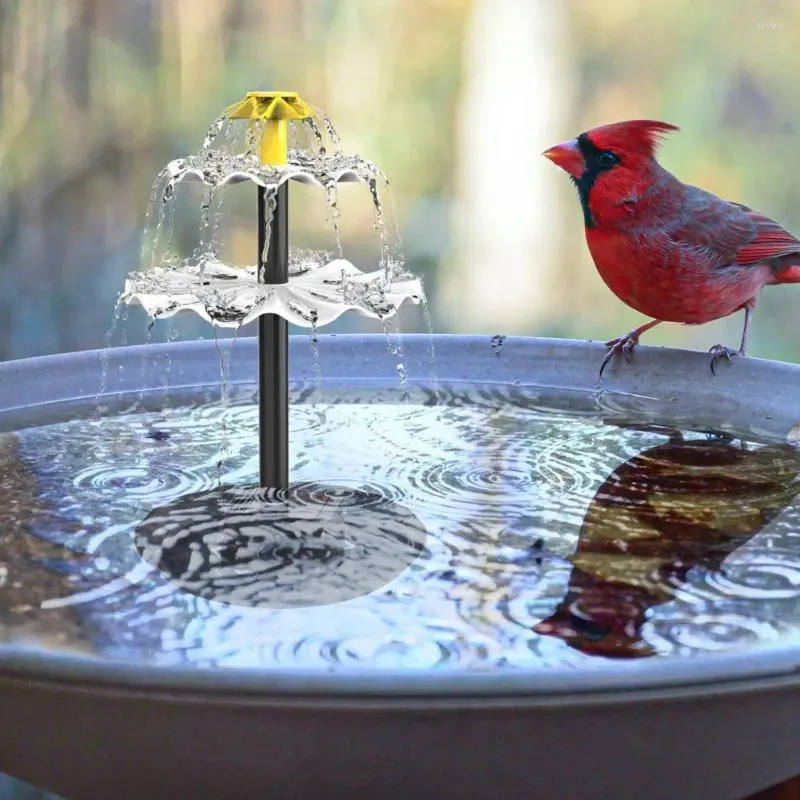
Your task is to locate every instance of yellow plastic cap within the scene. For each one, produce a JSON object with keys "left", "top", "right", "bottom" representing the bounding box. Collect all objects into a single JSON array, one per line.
[
  {"left": 226, "top": 92, "right": 315, "bottom": 122},
  {"left": 225, "top": 91, "right": 315, "bottom": 166}
]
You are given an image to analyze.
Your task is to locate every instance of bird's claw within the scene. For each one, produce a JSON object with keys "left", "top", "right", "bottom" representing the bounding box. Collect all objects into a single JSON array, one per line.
[
  {"left": 599, "top": 331, "right": 640, "bottom": 377},
  {"left": 708, "top": 344, "right": 741, "bottom": 375}
]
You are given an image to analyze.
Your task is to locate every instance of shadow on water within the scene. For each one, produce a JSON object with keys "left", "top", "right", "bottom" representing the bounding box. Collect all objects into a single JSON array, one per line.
[
  {"left": 134, "top": 482, "right": 428, "bottom": 608},
  {"left": 534, "top": 427, "right": 800, "bottom": 659},
  {"left": 0, "top": 434, "right": 95, "bottom": 652}
]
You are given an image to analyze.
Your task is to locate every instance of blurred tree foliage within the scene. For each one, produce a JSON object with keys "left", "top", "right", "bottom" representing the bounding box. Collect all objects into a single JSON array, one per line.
[
  {"left": 560, "top": 0, "right": 800, "bottom": 362},
  {"left": 0, "top": 0, "right": 798, "bottom": 363},
  {"left": 0, "top": 0, "right": 470, "bottom": 357}
]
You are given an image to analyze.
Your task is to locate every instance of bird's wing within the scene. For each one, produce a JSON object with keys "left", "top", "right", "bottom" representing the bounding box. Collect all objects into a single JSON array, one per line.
[
  {"left": 668, "top": 188, "right": 800, "bottom": 269},
  {"left": 733, "top": 206, "right": 800, "bottom": 266},
  {"left": 667, "top": 188, "right": 758, "bottom": 265}
]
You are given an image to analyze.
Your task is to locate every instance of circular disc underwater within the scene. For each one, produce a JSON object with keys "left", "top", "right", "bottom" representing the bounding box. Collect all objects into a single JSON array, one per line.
[{"left": 134, "top": 482, "right": 427, "bottom": 608}]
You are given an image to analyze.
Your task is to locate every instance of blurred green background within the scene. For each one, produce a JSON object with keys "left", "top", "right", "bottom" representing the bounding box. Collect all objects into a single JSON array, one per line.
[
  {"left": 0, "top": 0, "right": 800, "bottom": 795},
  {"left": 2, "top": 0, "right": 799, "bottom": 366}
]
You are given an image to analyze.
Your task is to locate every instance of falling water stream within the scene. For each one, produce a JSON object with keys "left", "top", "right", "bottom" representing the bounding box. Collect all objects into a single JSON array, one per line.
[{"left": 125, "top": 113, "right": 421, "bottom": 364}]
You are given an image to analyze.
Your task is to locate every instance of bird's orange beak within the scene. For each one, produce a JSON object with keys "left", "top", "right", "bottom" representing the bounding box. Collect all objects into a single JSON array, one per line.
[{"left": 542, "top": 139, "right": 584, "bottom": 178}]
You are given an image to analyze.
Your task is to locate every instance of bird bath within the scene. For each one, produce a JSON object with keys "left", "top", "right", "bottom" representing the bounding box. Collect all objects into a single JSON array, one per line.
[{"left": 1, "top": 95, "right": 800, "bottom": 800}]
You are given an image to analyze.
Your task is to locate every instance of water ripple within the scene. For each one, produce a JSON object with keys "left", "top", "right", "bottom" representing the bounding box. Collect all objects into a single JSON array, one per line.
[{"left": 5, "top": 390, "right": 800, "bottom": 671}]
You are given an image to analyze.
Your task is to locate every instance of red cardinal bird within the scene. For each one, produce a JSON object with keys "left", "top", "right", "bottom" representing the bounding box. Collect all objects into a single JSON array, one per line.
[{"left": 543, "top": 120, "right": 800, "bottom": 376}]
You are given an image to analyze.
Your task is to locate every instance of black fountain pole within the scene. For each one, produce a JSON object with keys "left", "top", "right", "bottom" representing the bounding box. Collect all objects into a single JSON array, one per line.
[
  {"left": 225, "top": 92, "right": 315, "bottom": 491},
  {"left": 258, "top": 181, "right": 289, "bottom": 490}
]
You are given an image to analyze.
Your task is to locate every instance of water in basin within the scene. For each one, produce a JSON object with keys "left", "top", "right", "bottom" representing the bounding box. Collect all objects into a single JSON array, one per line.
[{"left": 2, "top": 383, "right": 800, "bottom": 669}]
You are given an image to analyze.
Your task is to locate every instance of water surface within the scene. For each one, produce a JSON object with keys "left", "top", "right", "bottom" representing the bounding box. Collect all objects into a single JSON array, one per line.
[{"left": 2, "top": 387, "right": 800, "bottom": 671}]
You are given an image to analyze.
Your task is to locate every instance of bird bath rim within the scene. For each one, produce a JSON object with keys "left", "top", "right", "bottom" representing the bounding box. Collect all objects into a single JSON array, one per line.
[{"left": 1, "top": 333, "right": 799, "bottom": 704}]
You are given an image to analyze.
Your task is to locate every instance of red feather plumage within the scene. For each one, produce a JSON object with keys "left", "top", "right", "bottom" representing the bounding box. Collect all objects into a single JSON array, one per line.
[{"left": 543, "top": 119, "right": 800, "bottom": 374}]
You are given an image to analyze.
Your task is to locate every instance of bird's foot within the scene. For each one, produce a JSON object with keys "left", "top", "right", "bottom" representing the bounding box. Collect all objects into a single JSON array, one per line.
[
  {"left": 599, "top": 330, "right": 640, "bottom": 377},
  {"left": 708, "top": 344, "right": 743, "bottom": 375}
]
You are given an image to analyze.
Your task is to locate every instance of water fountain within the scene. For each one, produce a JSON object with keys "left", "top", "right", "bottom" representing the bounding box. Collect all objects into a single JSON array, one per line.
[
  {"left": 120, "top": 91, "right": 423, "bottom": 489},
  {"left": 1, "top": 94, "right": 800, "bottom": 800}
]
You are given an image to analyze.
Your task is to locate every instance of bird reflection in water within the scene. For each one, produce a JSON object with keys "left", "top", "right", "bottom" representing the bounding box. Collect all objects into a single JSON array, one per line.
[{"left": 533, "top": 427, "right": 800, "bottom": 659}]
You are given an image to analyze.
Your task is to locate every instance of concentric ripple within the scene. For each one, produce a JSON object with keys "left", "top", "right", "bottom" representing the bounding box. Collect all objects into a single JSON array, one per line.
[
  {"left": 73, "top": 463, "right": 213, "bottom": 503},
  {"left": 405, "top": 459, "right": 535, "bottom": 522},
  {"left": 705, "top": 555, "right": 800, "bottom": 600},
  {"left": 134, "top": 482, "right": 427, "bottom": 608},
  {"left": 5, "top": 390, "right": 800, "bottom": 671},
  {"left": 646, "top": 612, "right": 785, "bottom": 656},
  {"left": 268, "top": 632, "right": 487, "bottom": 670}
]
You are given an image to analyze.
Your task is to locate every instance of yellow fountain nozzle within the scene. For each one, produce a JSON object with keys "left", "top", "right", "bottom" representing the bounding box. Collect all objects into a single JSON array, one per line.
[
  {"left": 226, "top": 91, "right": 315, "bottom": 122},
  {"left": 225, "top": 91, "right": 315, "bottom": 166}
]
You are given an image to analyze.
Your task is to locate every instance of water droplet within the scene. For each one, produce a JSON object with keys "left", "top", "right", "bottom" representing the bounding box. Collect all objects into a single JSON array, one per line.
[{"left": 491, "top": 334, "right": 506, "bottom": 353}]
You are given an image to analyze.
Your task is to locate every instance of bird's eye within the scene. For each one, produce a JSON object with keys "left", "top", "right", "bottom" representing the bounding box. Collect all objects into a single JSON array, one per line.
[{"left": 596, "top": 151, "right": 618, "bottom": 168}]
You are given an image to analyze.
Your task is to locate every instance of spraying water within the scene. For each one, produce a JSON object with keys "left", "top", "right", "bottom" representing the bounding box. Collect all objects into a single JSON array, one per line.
[{"left": 121, "top": 105, "right": 424, "bottom": 337}]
